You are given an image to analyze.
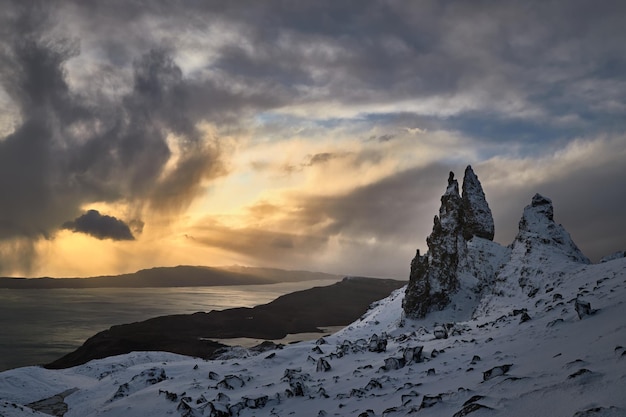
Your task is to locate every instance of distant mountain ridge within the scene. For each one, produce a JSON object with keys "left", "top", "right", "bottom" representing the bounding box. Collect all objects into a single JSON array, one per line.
[{"left": 0, "top": 265, "right": 344, "bottom": 289}]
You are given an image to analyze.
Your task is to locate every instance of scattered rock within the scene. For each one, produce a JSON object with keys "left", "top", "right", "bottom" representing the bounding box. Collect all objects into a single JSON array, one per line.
[
  {"left": 282, "top": 368, "right": 310, "bottom": 397},
  {"left": 243, "top": 395, "right": 268, "bottom": 409},
  {"left": 368, "top": 333, "right": 388, "bottom": 352},
  {"left": 216, "top": 375, "right": 245, "bottom": 390},
  {"left": 382, "top": 357, "right": 406, "bottom": 371},
  {"left": 547, "top": 319, "right": 564, "bottom": 327},
  {"left": 365, "top": 379, "right": 383, "bottom": 391},
  {"left": 519, "top": 311, "right": 532, "bottom": 323},
  {"left": 567, "top": 368, "right": 592, "bottom": 379},
  {"left": 463, "top": 395, "right": 485, "bottom": 406},
  {"left": 316, "top": 357, "right": 331, "bottom": 372},
  {"left": 573, "top": 406, "right": 624, "bottom": 417},
  {"left": 401, "top": 391, "right": 419, "bottom": 406},
  {"left": 427, "top": 368, "right": 436, "bottom": 376},
  {"left": 434, "top": 325, "right": 448, "bottom": 339},
  {"left": 158, "top": 389, "right": 178, "bottom": 402},
  {"left": 470, "top": 355, "right": 481, "bottom": 364},
  {"left": 575, "top": 299, "right": 593, "bottom": 319},
  {"left": 420, "top": 394, "right": 443, "bottom": 409},
  {"left": 483, "top": 364, "right": 512, "bottom": 381},
  {"left": 402, "top": 346, "right": 424, "bottom": 364},
  {"left": 453, "top": 402, "right": 492, "bottom": 417}
]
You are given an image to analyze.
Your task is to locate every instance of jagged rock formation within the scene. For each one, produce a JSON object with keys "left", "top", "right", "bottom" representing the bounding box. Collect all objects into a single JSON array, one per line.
[
  {"left": 462, "top": 166, "right": 494, "bottom": 241},
  {"left": 403, "top": 166, "right": 494, "bottom": 318},
  {"left": 491, "top": 193, "right": 591, "bottom": 299},
  {"left": 403, "top": 165, "right": 595, "bottom": 319}
]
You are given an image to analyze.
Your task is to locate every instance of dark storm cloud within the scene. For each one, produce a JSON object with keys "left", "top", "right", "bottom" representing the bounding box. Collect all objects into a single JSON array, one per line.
[
  {"left": 2, "top": 0, "right": 626, "bottom": 273},
  {"left": 62, "top": 210, "right": 134, "bottom": 241},
  {"left": 0, "top": 4, "right": 229, "bottom": 252}
]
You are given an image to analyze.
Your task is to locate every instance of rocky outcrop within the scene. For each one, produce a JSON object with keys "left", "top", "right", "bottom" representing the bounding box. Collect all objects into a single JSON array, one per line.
[
  {"left": 498, "top": 194, "right": 591, "bottom": 298},
  {"left": 514, "top": 194, "right": 589, "bottom": 264},
  {"left": 403, "top": 166, "right": 495, "bottom": 318},
  {"left": 462, "top": 166, "right": 495, "bottom": 241}
]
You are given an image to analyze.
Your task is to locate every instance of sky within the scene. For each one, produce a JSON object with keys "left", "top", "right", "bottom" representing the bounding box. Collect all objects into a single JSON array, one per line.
[{"left": 0, "top": 0, "right": 625, "bottom": 279}]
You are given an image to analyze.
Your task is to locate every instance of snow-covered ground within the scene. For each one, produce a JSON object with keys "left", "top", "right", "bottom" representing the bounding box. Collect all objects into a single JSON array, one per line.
[{"left": 1, "top": 254, "right": 625, "bottom": 417}]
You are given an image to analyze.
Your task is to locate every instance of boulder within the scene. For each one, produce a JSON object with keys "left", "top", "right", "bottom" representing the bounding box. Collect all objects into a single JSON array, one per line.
[
  {"left": 575, "top": 299, "right": 592, "bottom": 319},
  {"left": 483, "top": 364, "right": 512, "bottom": 381},
  {"left": 316, "top": 357, "right": 331, "bottom": 372},
  {"left": 434, "top": 325, "right": 448, "bottom": 339}
]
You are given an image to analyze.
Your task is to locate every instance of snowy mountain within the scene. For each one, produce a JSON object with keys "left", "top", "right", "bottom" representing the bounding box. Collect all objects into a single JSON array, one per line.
[{"left": 1, "top": 167, "right": 625, "bottom": 417}]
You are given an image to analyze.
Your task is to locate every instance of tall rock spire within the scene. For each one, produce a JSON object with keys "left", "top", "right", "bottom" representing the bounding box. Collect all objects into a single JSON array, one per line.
[
  {"left": 403, "top": 166, "right": 495, "bottom": 319},
  {"left": 462, "top": 165, "right": 494, "bottom": 241}
]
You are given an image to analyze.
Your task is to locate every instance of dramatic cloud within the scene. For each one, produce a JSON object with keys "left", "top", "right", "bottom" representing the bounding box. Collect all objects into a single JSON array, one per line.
[
  {"left": 62, "top": 210, "right": 134, "bottom": 241},
  {"left": 1, "top": 0, "right": 625, "bottom": 276}
]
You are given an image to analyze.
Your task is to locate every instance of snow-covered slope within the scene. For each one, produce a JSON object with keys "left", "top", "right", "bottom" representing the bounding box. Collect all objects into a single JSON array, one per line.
[
  {"left": 1, "top": 255, "right": 625, "bottom": 417},
  {"left": 2, "top": 174, "right": 625, "bottom": 416}
]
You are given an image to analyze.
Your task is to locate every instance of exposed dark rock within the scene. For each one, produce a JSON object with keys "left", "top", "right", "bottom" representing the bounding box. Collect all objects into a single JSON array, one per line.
[
  {"left": 250, "top": 340, "right": 283, "bottom": 353},
  {"left": 282, "top": 368, "right": 310, "bottom": 397},
  {"left": 216, "top": 375, "right": 245, "bottom": 390},
  {"left": 402, "top": 346, "right": 424, "bottom": 364},
  {"left": 470, "top": 355, "right": 481, "bottom": 364},
  {"left": 420, "top": 394, "right": 443, "bottom": 409},
  {"left": 382, "top": 357, "right": 406, "bottom": 371},
  {"left": 427, "top": 368, "right": 436, "bottom": 376},
  {"left": 401, "top": 391, "right": 419, "bottom": 406},
  {"left": 453, "top": 402, "right": 492, "bottom": 417},
  {"left": 358, "top": 410, "right": 376, "bottom": 417},
  {"left": 462, "top": 165, "right": 495, "bottom": 241},
  {"left": 215, "top": 393, "right": 230, "bottom": 403},
  {"left": 364, "top": 379, "right": 383, "bottom": 391},
  {"left": 547, "top": 319, "right": 564, "bottom": 327},
  {"left": 573, "top": 406, "right": 624, "bottom": 417},
  {"left": 110, "top": 367, "right": 167, "bottom": 402},
  {"left": 575, "top": 299, "right": 593, "bottom": 319},
  {"left": 243, "top": 395, "right": 268, "bottom": 409},
  {"left": 316, "top": 357, "right": 331, "bottom": 372},
  {"left": 519, "top": 312, "right": 532, "bottom": 323},
  {"left": 176, "top": 399, "right": 203, "bottom": 417},
  {"left": 568, "top": 368, "right": 592, "bottom": 379},
  {"left": 483, "top": 364, "right": 512, "bottom": 381},
  {"left": 368, "top": 333, "right": 388, "bottom": 352},
  {"left": 434, "top": 325, "right": 448, "bottom": 339},
  {"left": 158, "top": 389, "right": 178, "bottom": 402},
  {"left": 404, "top": 166, "right": 494, "bottom": 318},
  {"left": 463, "top": 395, "right": 485, "bottom": 406}
]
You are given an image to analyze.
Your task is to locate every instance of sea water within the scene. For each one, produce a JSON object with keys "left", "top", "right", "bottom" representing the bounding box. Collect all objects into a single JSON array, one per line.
[{"left": 0, "top": 279, "right": 340, "bottom": 371}]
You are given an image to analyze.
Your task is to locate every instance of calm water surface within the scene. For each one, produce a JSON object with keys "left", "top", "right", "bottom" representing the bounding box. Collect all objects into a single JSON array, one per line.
[{"left": 0, "top": 279, "right": 340, "bottom": 371}]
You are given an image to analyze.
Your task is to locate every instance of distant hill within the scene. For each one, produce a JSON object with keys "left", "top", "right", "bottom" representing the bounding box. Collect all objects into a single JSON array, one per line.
[
  {"left": 45, "top": 277, "right": 407, "bottom": 369},
  {"left": 0, "top": 265, "right": 344, "bottom": 289}
]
